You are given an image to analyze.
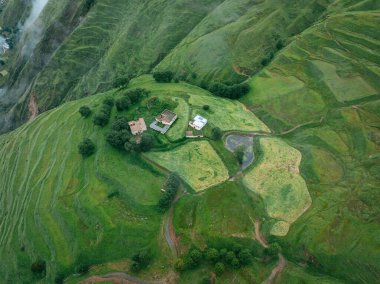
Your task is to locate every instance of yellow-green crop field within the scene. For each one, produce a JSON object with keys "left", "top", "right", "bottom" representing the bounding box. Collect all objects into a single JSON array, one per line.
[
  {"left": 145, "top": 141, "right": 229, "bottom": 191},
  {"left": 243, "top": 138, "right": 312, "bottom": 236}
]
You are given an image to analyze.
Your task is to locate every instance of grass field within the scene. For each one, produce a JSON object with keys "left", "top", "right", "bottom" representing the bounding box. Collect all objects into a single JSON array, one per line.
[
  {"left": 145, "top": 141, "right": 229, "bottom": 191},
  {"left": 243, "top": 138, "right": 312, "bottom": 236},
  {"left": 189, "top": 95, "right": 270, "bottom": 133}
]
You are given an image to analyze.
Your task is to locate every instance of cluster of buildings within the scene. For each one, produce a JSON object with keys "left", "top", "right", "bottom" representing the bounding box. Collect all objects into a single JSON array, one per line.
[{"left": 127, "top": 109, "right": 208, "bottom": 139}]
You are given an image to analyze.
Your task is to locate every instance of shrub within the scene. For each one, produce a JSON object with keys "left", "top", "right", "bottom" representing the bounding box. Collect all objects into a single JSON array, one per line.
[
  {"left": 131, "top": 250, "right": 152, "bottom": 272},
  {"left": 106, "top": 130, "right": 131, "bottom": 149},
  {"left": 115, "top": 96, "right": 131, "bottom": 111},
  {"left": 153, "top": 71, "right": 174, "bottom": 83},
  {"left": 203, "top": 105, "right": 210, "bottom": 111},
  {"left": 79, "top": 106, "right": 91, "bottom": 117},
  {"left": 31, "top": 260, "right": 46, "bottom": 274},
  {"left": 76, "top": 263, "right": 90, "bottom": 274},
  {"left": 175, "top": 258, "right": 185, "bottom": 271},
  {"left": 211, "top": 127, "right": 222, "bottom": 140},
  {"left": 78, "top": 139, "right": 96, "bottom": 157},
  {"left": 190, "top": 249, "right": 203, "bottom": 264},
  {"left": 214, "top": 262, "right": 225, "bottom": 276},
  {"left": 54, "top": 273, "right": 65, "bottom": 284}
]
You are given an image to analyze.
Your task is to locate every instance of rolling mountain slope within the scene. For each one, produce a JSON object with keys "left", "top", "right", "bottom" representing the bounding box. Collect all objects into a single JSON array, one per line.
[{"left": 0, "top": 0, "right": 379, "bottom": 283}]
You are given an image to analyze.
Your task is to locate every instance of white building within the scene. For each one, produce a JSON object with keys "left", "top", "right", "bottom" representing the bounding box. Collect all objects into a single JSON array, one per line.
[{"left": 189, "top": 115, "right": 208, "bottom": 130}]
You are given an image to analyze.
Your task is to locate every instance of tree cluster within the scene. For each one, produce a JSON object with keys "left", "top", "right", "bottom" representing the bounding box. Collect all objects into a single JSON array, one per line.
[
  {"left": 131, "top": 250, "right": 152, "bottom": 272},
  {"left": 176, "top": 244, "right": 253, "bottom": 276},
  {"left": 115, "top": 88, "right": 149, "bottom": 112},
  {"left": 208, "top": 82, "right": 250, "bottom": 99},
  {"left": 78, "top": 138, "right": 96, "bottom": 157},
  {"left": 92, "top": 97, "right": 114, "bottom": 126},
  {"left": 157, "top": 173, "right": 181, "bottom": 211},
  {"left": 106, "top": 117, "right": 154, "bottom": 153},
  {"left": 153, "top": 71, "right": 174, "bottom": 83},
  {"left": 211, "top": 127, "right": 222, "bottom": 140}
]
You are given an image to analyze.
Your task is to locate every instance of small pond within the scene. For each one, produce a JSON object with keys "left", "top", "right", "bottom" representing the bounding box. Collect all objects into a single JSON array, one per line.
[{"left": 225, "top": 134, "right": 254, "bottom": 170}]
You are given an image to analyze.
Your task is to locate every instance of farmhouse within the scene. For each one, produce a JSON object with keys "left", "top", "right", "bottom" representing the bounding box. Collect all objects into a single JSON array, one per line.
[
  {"left": 128, "top": 118, "right": 147, "bottom": 135},
  {"left": 189, "top": 115, "right": 208, "bottom": 130},
  {"left": 156, "top": 109, "right": 177, "bottom": 125},
  {"left": 150, "top": 109, "right": 177, "bottom": 134}
]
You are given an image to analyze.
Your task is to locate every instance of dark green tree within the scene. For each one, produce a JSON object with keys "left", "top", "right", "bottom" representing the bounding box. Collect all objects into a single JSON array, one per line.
[
  {"left": 79, "top": 106, "right": 91, "bottom": 117},
  {"left": 206, "top": 248, "right": 219, "bottom": 263},
  {"left": 153, "top": 71, "right": 174, "bottom": 83},
  {"left": 78, "top": 139, "right": 96, "bottom": 157},
  {"left": 234, "top": 145, "right": 246, "bottom": 165},
  {"left": 211, "top": 127, "right": 222, "bottom": 140},
  {"left": 111, "top": 117, "right": 130, "bottom": 131},
  {"left": 115, "top": 96, "right": 131, "bottom": 111},
  {"left": 106, "top": 130, "right": 131, "bottom": 149},
  {"left": 103, "top": 97, "right": 115, "bottom": 107},
  {"left": 238, "top": 249, "right": 252, "bottom": 265},
  {"left": 140, "top": 132, "right": 154, "bottom": 152},
  {"left": 31, "top": 260, "right": 46, "bottom": 275},
  {"left": 93, "top": 111, "right": 110, "bottom": 126}
]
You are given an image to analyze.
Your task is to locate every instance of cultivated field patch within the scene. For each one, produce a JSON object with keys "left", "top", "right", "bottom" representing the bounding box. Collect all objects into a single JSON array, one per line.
[
  {"left": 145, "top": 141, "right": 229, "bottom": 191},
  {"left": 312, "top": 60, "right": 377, "bottom": 102},
  {"left": 189, "top": 95, "right": 270, "bottom": 132},
  {"left": 243, "top": 138, "right": 312, "bottom": 236}
]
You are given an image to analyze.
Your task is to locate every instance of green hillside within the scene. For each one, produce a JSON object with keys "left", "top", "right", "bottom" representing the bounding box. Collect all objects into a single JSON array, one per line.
[{"left": 0, "top": 0, "right": 379, "bottom": 283}]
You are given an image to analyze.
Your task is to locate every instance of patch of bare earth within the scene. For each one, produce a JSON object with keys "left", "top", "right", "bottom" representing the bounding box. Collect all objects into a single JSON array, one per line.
[{"left": 28, "top": 94, "right": 38, "bottom": 121}]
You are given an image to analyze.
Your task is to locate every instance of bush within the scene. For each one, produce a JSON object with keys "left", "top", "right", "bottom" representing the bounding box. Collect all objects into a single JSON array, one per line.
[
  {"left": 78, "top": 139, "right": 96, "bottom": 157},
  {"left": 225, "top": 251, "right": 235, "bottom": 263},
  {"left": 153, "top": 71, "right": 174, "bottom": 83},
  {"left": 203, "top": 105, "right": 210, "bottom": 111},
  {"left": 175, "top": 258, "right": 185, "bottom": 271},
  {"left": 214, "top": 262, "right": 225, "bottom": 276},
  {"left": 54, "top": 273, "right": 65, "bottom": 284},
  {"left": 211, "top": 127, "right": 222, "bottom": 140},
  {"left": 76, "top": 263, "right": 90, "bottom": 274},
  {"left": 31, "top": 260, "right": 46, "bottom": 274},
  {"left": 131, "top": 250, "right": 152, "bottom": 272},
  {"left": 79, "top": 106, "right": 91, "bottom": 117},
  {"left": 115, "top": 96, "right": 131, "bottom": 111},
  {"left": 106, "top": 130, "right": 132, "bottom": 149}
]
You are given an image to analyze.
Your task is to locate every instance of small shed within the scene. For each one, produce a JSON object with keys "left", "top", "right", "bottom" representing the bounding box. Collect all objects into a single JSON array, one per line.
[{"left": 189, "top": 115, "right": 208, "bottom": 130}]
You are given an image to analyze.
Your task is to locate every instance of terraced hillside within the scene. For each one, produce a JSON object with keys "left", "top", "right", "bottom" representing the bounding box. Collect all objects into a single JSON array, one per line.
[
  {"left": 0, "top": 0, "right": 379, "bottom": 283},
  {"left": 1, "top": 0, "right": 379, "bottom": 133}
]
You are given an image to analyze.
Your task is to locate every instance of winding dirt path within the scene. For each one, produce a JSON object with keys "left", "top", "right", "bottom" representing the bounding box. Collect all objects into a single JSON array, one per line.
[
  {"left": 263, "top": 254, "right": 286, "bottom": 284},
  {"left": 254, "top": 220, "right": 269, "bottom": 248},
  {"left": 81, "top": 272, "right": 149, "bottom": 284}
]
